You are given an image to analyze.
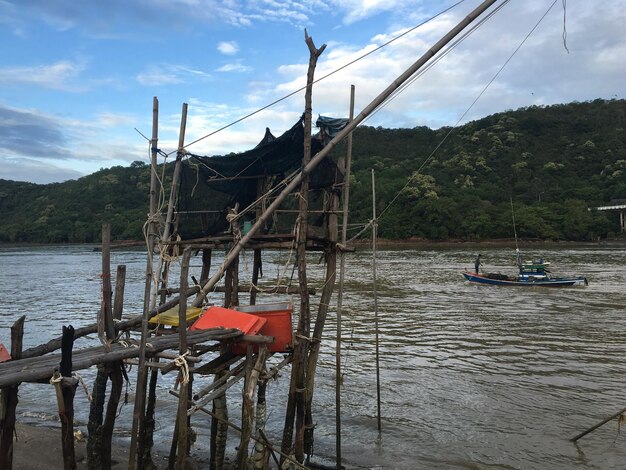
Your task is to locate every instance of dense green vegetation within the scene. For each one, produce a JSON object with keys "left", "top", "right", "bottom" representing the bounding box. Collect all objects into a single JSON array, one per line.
[{"left": 1, "top": 99, "right": 624, "bottom": 243}]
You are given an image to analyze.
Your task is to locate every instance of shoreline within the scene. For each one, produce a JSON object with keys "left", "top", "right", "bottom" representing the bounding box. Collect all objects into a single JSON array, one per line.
[
  {"left": 352, "top": 237, "right": 626, "bottom": 248},
  {"left": 12, "top": 423, "right": 128, "bottom": 470},
  {"left": 12, "top": 422, "right": 175, "bottom": 469},
  {"left": 1, "top": 237, "right": 624, "bottom": 250}
]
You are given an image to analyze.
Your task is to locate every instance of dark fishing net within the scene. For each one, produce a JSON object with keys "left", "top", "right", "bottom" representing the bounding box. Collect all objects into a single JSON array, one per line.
[{"left": 176, "top": 116, "right": 346, "bottom": 239}]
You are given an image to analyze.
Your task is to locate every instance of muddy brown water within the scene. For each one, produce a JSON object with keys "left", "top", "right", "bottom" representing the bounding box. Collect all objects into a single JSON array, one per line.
[{"left": 1, "top": 243, "right": 625, "bottom": 469}]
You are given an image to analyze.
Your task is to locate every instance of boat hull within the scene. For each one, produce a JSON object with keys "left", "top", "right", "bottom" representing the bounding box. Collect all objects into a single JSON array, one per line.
[{"left": 462, "top": 271, "right": 586, "bottom": 287}]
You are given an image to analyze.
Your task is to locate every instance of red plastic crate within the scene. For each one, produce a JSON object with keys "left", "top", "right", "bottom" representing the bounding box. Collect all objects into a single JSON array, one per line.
[
  {"left": 0, "top": 343, "right": 11, "bottom": 362},
  {"left": 232, "top": 303, "right": 293, "bottom": 354},
  {"left": 189, "top": 306, "right": 267, "bottom": 336}
]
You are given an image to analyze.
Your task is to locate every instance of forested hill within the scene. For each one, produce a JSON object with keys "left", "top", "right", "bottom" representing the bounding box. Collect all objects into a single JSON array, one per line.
[{"left": 1, "top": 99, "right": 625, "bottom": 244}]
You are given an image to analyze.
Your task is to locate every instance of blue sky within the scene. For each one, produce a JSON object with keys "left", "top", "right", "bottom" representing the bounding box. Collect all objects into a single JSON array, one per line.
[{"left": 1, "top": 0, "right": 625, "bottom": 184}]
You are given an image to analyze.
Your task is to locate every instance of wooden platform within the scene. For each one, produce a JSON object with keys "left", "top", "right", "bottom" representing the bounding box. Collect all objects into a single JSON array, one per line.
[{"left": 0, "top": 327, "right": 242, "bottom": 388}]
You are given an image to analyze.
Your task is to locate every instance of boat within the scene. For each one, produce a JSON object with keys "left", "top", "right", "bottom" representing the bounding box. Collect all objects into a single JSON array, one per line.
[{"left": 463, "top": 257, "right": 588, "bottom": 287}]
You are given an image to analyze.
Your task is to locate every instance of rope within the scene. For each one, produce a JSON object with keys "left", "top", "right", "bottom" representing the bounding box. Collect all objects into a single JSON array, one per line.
[
  {"left": 49, "top": 372, "right": 62, "bottom": 385},
  {"left": 174, "top": 351, "right": 191, "bottom": 385},
  {"left": 562, "top": 0, "right": 569, "bottom": 53},
  {"left": 73, "top": 372, "right": 93, "bottom": 402}
]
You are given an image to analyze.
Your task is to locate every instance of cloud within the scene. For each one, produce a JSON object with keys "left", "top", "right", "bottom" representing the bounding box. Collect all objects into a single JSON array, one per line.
[
  {"left": 337, "top": 0, "right": 408, "bottom": 25},
  {"left": 136, "top": 64, "right": 211, "bottom": 86},
  {"left": 0, "top": 60, "right": 87, "bottom": 91},
  {"left": 216, "top": 63, "right": 252, "bottom": 73},
  {"left": 218, "top": 41, "right": 239, "bottom": 55},
  {"left": 0, "top": 157, "right": 84, "bottom": 184},
  {"left": 0, "top": 105, "right": 68, "bottom": 159}
]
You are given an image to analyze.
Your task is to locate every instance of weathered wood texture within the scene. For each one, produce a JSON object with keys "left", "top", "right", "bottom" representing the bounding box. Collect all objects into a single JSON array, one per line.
[{"left": 0, "top": 328, "right": 242, "bottom": 387}]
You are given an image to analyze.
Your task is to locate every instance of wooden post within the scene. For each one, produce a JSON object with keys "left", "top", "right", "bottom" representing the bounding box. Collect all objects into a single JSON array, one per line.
[
  {"left": 334, "top": 84, "right": 355, "bottom": 468},
  {"left": 304, "top": 181, "right": 339, "bottom": 456},
  {"left": 282, "top": 29, "right": 326, "bottom": 463},
  {"left": 224, "top": 253, "right": 240, "bottom": 309},
  {"left": 101, "top": 363, "right": 122, "bottom": 468},
  {"left": 371, "top": 170, "right": 382, "bottom": 434},
  {"left": 210, "top": 367, "right": 229, "bottom": 470},
  {"left": 129, "top": 97, "right": 162, "bottom": 470},
  {"left": 251, "top": 380, "right": 269, "bottom": 469},
  {"left": 140, "top": 359, "right": 160, "bottom": 469},
  {"left": 154, "top": 102, "right": 188, "bottom": 308},
  {"left": 100, "top": 224, "right": 115, "bottom": 347},
  {"left": 88, "top": 225, "right": 119, "bottom": 469},
  {"left": 54, "top": 325, "right": 79, "bottom": 470},
  {"left": 250, "top": 249, "right": 262, "bottom": 305},
  {"left": 87, "top": 363, "right": 106, "bottom": 470},
  {"left": 175, "top": 248, "right": 192, "bottom": 470},
  {"left": 113, "top": 265, "right": 126, "bottom": 321},
  {"left": 0, "top": 315, "right": 25, "bottom": 470},
  {"left": 200, "top": 248, "right": 212, "bottom": 284},
  {"left": 236, "top": 347, "right": 267, "bottom": 469}
]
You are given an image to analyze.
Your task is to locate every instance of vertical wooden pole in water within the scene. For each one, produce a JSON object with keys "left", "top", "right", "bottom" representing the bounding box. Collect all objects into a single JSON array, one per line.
[
  {"left": 129, "top": 96, "right": 160, "bottom": 470},
  {"left": 155, "top": 102, "right": 188, "bottom": 308},
  {"left": 113, "top": 265, "right": 126, "bottom": 321},
  {"left": 200, "top": 248, "right": 212, "bottom": 284},
  {"left": 100, "top": 223, "right": 115, "bottom": 346},
  {"left": 282, "top": 29, "right": 326, "bottom": 463},
  {"left": 0, "top": 315, "right": 25, "bottom": 470},
  {"left": 237, "top": 347, "right": 268, "bottom": 469},
  {"left": 88, "top": 225, "right": 117, "bottom": 468},
  {"left": 175, "top": 248, "right": 192, "bottom": 470},
  {"left": 57, "top": 325, "right": 79, "bottom": 470},
  {"left": 250, "top": 249, "right": 262, "bottom": 306},
  {"left": 334, "top": 84, "right": 355, "bottom": 468},
  {"left": 102, "top": 263, "right": 125, "bottom": 467},
  {"left": 371, "top": 170, "right": 382, "bottom": 434}
]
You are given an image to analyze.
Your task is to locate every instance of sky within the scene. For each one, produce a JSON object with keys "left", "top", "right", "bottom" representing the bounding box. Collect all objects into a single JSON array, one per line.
[{"left": 0, "top": 0, "right": 624, "bottom": 184}]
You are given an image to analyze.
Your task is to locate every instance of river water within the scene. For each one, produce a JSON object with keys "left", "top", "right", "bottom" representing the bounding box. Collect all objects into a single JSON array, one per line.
[{"left": 1, "top": 243, "right": 626, "bottom": 469}]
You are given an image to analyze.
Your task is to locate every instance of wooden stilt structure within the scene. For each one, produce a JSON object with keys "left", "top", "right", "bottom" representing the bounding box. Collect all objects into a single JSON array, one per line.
[{"left": 0, "top": 5, "right": 504, "bottom": 467}]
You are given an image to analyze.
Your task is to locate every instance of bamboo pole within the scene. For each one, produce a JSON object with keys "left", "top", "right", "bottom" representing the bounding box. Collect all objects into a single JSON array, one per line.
[
  {"left": 371, "top": 170, "right": 382, "bottom": 434},
  {"left": 174, "top": 248, "right": 192, "bottom": 470},
  {"left": 0, "top": 315, "right": 25, "bottom": 470},
  {"left": 570, "top": 407, "right": 626, "bottom": 442},
  {"left": 129, "top": 96, "right": 161, "bottom": 470},
  {"left": 191, "top": 0, "right": 500, "bottom": 310},
  {"left": 155, "top": 102, "right": 188, "bottom": 308},
  {"left": 304, "top": 178, "right": 340, "bottom": 456},
  {"left": 334, "top": 84, "right": 355, "bottom": 468}
]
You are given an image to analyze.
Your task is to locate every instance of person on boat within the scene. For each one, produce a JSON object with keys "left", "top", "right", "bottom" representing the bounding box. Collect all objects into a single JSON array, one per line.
[{"left": 474, "top": 254, "right": 482, "bottom": 273}]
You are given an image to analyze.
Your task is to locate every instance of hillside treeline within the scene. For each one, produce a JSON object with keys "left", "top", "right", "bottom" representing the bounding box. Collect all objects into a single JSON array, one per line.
[{"left": 1, "top": 99, "right": 624, "bottom": 244}]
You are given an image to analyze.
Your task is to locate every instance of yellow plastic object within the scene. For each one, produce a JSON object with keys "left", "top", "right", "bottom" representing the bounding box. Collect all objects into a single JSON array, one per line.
[{"left": 148, "top": 306, "right": 203, "bottom": 327}]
